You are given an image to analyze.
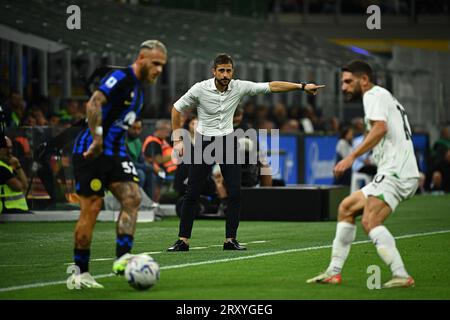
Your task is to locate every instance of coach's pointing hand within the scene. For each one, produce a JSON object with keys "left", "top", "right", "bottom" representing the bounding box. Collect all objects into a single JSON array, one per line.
[
  {"left": 304, "top": 84, "right": 326, "bottom": 95},
  {"left": 172, "top": 140, "right": 184, "bottom": 165}
]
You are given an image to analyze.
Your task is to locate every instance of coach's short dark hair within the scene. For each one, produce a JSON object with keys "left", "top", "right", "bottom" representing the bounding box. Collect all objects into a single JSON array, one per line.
[
  {"left": 213, "top": 53, "right": 234, "bottom": 68},
  {"left": 342, "top": 60, "right": 374, "bottom": 82}
]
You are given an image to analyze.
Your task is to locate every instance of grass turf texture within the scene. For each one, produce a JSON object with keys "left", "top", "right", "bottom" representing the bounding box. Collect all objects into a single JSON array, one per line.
[{"left": 0, "top": 194, "right": 449, "bottom": 300}]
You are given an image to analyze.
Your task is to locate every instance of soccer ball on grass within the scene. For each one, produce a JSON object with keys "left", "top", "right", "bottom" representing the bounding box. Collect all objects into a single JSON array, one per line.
[{"left": 125, "top": 254, "right": 160, "bottom": 290}]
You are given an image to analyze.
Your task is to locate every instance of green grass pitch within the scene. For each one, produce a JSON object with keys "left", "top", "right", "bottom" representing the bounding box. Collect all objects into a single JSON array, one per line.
[{"left": 0, "top": 194, "right": 449, "bottom": 300}]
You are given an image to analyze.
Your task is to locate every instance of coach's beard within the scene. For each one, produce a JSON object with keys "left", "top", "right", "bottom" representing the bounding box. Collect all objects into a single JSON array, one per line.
[{"left": 219, "top": 78, "right": 230, "bottom": 86}]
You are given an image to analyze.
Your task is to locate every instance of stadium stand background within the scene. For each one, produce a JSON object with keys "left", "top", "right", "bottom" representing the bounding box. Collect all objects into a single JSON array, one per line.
[
  {"left": 1, "top": 0, "right": 449, "bottom": 134},
  {"left": 0, "top": 0, "right": 381, "bottom": 119},
  {"left": 0, "top": 0, "right": 449, "bottom": 209}
]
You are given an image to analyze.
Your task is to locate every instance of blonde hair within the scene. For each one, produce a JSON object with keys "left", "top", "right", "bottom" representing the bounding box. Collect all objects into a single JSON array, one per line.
[{"left": 140, "top": 40, "right": 167, "bottom": 55}]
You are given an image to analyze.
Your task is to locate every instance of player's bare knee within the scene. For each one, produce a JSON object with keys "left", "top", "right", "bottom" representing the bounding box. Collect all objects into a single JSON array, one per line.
[
  {"left": 78, "top": 210, "right": 100, "bottom": 231},
  {"left": 337, "top": 201, "right": 354, "bottom": 222},
  {"left": 337, "top": 204, "right": 348, "bottom": 221},
  {"left": 131, "top": 191, "right": 142, "bottom": 208},
  {"left": 117, "top": 184, "right": 141, "bottom": 209},
  {"left": 122, "top": 193, "right": 141, "bottom": 212}
]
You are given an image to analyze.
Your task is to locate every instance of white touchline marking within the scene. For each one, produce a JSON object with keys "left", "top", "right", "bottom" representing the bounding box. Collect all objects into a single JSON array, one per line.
[
  {"left": 208, "top": 240, "right": 268, "bottom": 248},
  {"left": 0, "top": 229, "right": 449, "bottom": 293},
  {"left": 0, "top": 264, "right": 50, "bottom": 268},
  {"left": 86, "top": 258, "right": 114, "bottom": 262},
  {"left": 140, "top": 251, "right": 163, "bottom": 255}
]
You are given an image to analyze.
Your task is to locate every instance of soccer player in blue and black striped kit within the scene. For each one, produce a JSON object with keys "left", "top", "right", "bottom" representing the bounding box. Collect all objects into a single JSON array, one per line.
[{"left": 68, "top": 40, "right": 167, "bottom": 288}]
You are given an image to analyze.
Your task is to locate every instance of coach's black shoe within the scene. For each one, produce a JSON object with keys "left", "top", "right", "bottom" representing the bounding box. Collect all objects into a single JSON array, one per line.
[
  {"left": 167, "top": 239, "right": 189, "bottom": 252},
  {"left": 223, "top": 239, "right": 247, "bottom": 251}
]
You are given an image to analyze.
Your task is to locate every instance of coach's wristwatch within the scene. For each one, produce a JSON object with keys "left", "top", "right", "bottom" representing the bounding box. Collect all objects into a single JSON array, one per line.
[{"left": 300, "top": 82, "right": 307, "bottom": 91}]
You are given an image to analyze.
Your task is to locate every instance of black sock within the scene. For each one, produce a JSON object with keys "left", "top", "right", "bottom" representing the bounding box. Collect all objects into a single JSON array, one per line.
[
  {"left": 74, "top": 248, "right": 90, "bottom": 273},
  {"left": 116, "top": 234, "right": 134, "bottom": 258}
]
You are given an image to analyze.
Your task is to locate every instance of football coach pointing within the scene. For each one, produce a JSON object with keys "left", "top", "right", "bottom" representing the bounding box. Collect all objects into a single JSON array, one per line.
[{"left": 168, "top": 53, "right": 325, "bottom": 251}]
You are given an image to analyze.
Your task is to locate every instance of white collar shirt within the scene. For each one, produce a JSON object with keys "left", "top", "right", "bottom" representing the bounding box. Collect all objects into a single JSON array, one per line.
[{"left": 174, "top": 78, "right": 270, "bottom": 136}]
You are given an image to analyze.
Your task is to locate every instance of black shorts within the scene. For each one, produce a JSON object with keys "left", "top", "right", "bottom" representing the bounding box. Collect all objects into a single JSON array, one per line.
[{"left": 73, "top": 154, "right": 140, "bottom": 197}]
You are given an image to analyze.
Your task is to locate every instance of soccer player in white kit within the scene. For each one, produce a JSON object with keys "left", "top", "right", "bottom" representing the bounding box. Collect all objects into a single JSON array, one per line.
[{"left": 307, "top": 60, "right": 419, "bottom": 288}]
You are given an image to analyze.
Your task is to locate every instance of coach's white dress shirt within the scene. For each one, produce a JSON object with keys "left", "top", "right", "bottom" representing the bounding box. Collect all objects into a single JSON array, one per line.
[{"left": 174, "top": 78, "right": 270, "bottom": 136}]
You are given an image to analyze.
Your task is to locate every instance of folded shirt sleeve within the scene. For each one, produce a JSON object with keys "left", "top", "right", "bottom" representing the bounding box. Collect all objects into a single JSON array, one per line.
[
  {"left": 238, "top": 80, "right": 271, "bottom": 97},
  {"left": 174, "top": 83, "right": 200, "bottom": 112},
  {"left": 363, "top": 91, "right": 389, "bottom": 122}
]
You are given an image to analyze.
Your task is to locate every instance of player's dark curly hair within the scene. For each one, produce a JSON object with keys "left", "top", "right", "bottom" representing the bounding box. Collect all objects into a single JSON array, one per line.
[
  {"left": 213, "top": 53, "right": 234, "bottom": 69},
  {"left": 342, "top": 60, "right": 374, "bottom": 82}
]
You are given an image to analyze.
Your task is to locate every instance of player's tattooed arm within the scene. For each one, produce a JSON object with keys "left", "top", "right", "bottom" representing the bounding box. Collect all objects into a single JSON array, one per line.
[
  {"left": 83, "top": 91, "right": 107, "bottom": 159},
  {"left": 86, "top": 91, "right": 105, "bottom": 135}
]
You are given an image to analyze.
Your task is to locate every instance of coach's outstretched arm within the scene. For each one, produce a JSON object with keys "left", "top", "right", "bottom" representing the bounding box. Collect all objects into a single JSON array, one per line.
[
  {"left": 83, "top": 91, "right": 107, "bottom": 159},
  {"left": 269, "top": 82, "right": 325, "bottom": 95}
]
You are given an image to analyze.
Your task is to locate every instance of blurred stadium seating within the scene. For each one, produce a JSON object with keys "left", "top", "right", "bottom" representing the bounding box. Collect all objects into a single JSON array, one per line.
[
  {"left": 1, "top": 0, "right": 449, "bottom": 211},
  {"left": 1, "top": 0, "right": 371, "bottom": 63},
  {"left": 0, "top": 0, "right": 382, "bottom": 115}
]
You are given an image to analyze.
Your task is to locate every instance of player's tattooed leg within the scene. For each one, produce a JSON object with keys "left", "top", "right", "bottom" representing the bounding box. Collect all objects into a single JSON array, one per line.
[{"left": 109, "top": 182, "right": 141, "bottom": 235}]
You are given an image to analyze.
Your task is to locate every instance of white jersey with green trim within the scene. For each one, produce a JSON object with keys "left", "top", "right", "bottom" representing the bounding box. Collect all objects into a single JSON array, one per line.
[{"left": 362, "top": 85, "right": 419, "bottom": 179}]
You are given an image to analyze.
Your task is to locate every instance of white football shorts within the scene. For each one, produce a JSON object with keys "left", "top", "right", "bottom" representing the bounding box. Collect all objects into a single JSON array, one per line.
[{"left": 361, "top": 174, "right": 419, "bottom": 211}]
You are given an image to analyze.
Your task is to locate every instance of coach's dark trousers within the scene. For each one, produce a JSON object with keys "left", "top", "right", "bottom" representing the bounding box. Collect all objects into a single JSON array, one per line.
[{"left": 179, "top": 133, "right": 242, "bottom": 239}]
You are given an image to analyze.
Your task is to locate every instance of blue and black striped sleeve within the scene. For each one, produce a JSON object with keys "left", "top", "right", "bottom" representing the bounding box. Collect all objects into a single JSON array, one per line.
[{"left": 97, "top": 70, "right": 131, "bottom": 103}]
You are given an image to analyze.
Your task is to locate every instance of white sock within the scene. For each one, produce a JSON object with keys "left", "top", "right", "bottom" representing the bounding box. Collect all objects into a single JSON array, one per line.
[
  {"left": 326, "top": 222, "right": 356, "bottom": 275},
  {"left": 369, "top": 225, "right": 409, "bottom": 278}
]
